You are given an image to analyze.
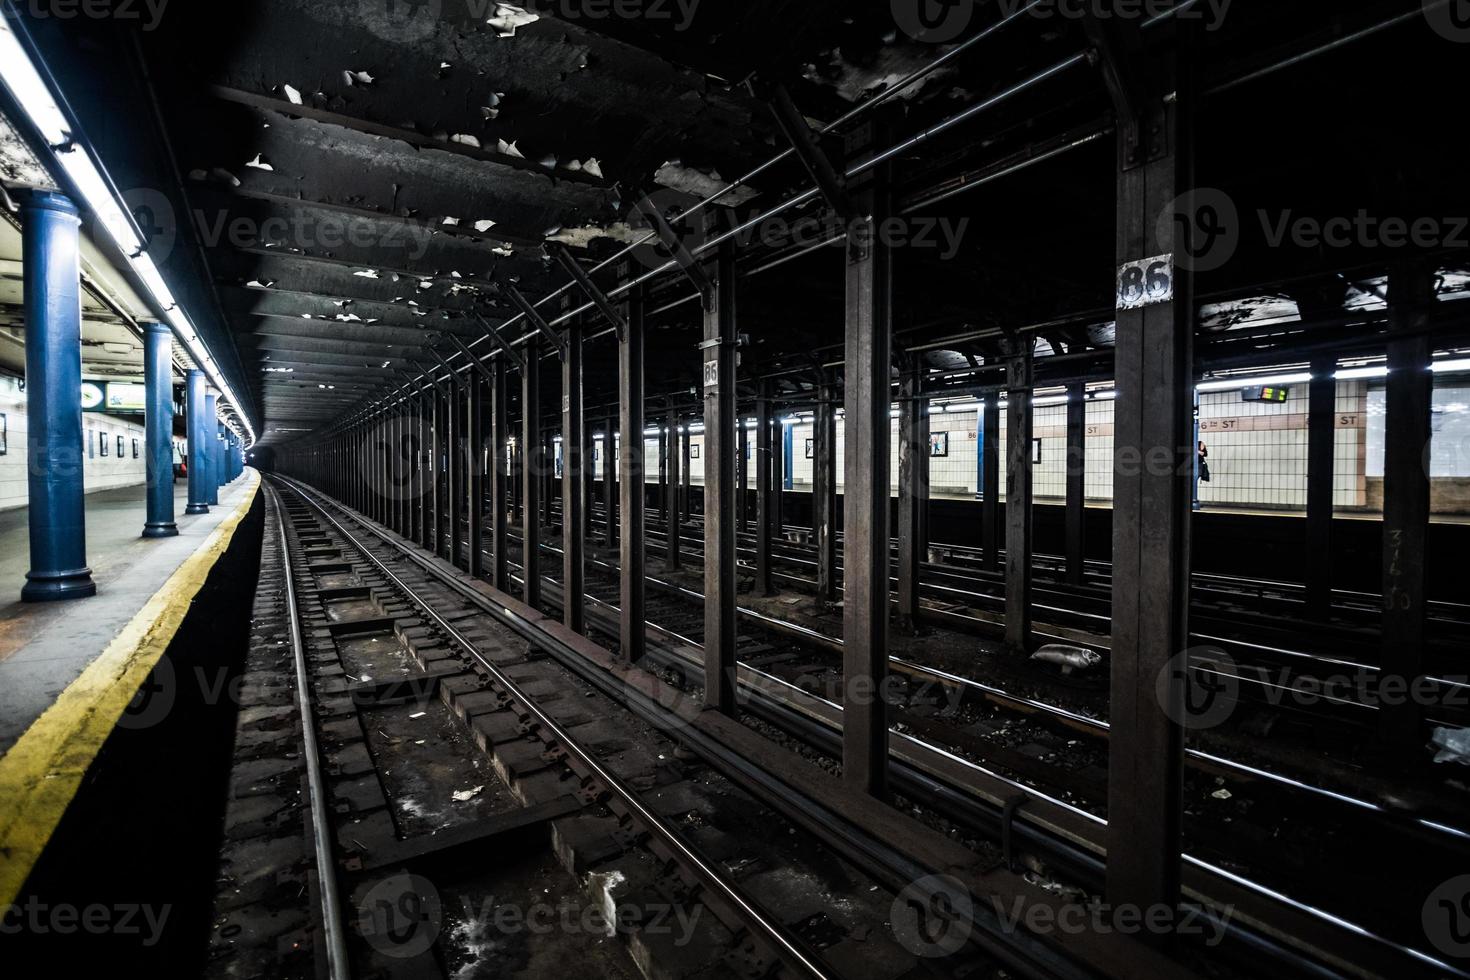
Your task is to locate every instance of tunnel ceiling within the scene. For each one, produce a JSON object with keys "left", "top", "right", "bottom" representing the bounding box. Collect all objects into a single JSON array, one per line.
[{"left": 114, "top": 0, "right": 1470, "bottom": 447}]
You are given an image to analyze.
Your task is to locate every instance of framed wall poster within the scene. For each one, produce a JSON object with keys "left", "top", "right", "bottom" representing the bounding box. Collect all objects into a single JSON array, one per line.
[
  {"left": 930, "top": 431, "right": 949, "bottom": 458},
  {"left": 804, "top": 438, "right": 814, "bottom": 460},
  {"left": 117, "top": 435, "right": 126, "bottom": 458},
  {"left": 87, "top": 428, "right": 94, "bottom": 459},
  {"left": 0, "top": 411, "right": 7, "bottom": 455},
  {"left": 132, "top": 438, "right": 140, "bottom": 459},
  {"left": 1032, "top": 438, "right": 1043, "bottom": 465},
  {"left": 690, "top": 445, "right": 700, "bottom": 459},
  {"left": 100, "top": 432, "right": 109, "bottom": 456}
]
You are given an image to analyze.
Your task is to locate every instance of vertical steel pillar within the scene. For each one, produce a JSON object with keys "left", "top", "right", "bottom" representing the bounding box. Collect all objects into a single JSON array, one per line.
[
  {"left": 619, "top": 278, "right": 646, "bottom": 662},
  {"left": 1065, "top": 381, "right": 1087, "bottom": 585},
  {"left": 395, "top": 402, "right": 408, "bottom": 536},
  {"left": 20, "top": 191, "right": 95, "bottom": 601},
  {"left": 563, "top": 322, "right": 586, "bottom": 633},
  {"left": 603, "top": 413, "right": 617, "bottom": 547},
  {"left": 143, "top": 321, "right": 178, "bottom": 539},
  {"left": 658, "top": 423, "right": 670, "bottom": 526},
  {"left": 432, "top": 386, "right": 445, "bottom": 555},
  {"left": 681, "top": 414, "right": 693, "bottom": 527},
  {"left": 523, "top": 341, "right": 543, "bottom": 608},
  {"left": 583, "top": 410, "right": 595, "bottom": 548},
  {"left": 1381, "top": 265, "right": 1434, "bottom": 751},
  {"left": 897, "top": 358, "right": 929, "bottom": 627},
  {"left": 735, "top": 421, "right": 748, "bottom": 535},
  {"left": 755, "top": 382, "right": 774, "bottom": 595},
  {"left": 814, "top": 382, "right": 838, "bottom": 604},
  {"left": 421, "top": 386, "right": 435, "bottom": 551},
  {"left": 491, "top": 360, "right": 510, "bottom": 591},
  {"left": 981, "top": 394, "right": 1001, "bottom": 572},
  {"left": 1305, "top": 355, "right": 1337, "bottom": 619},
  {"left": 841, "top": 121, "right": 893, "bottom": 798},
  {"left": 468, "top": 371, "right": 485, "bottom": 579},
  {"left": 205, "top": 393, "right": 220, "bottom": 506},
  {"left": 703, "top": 235, "right": 738, "bottom": 713},
  {"left": 771, "top": 407, "right": 784, "bottom": 535},
  {"left": 667, "top": 408, "right": 682, "bottom": 570},
  {"left": 1004, "top": 342, "right": 1035, "bottom": 654},
  {"left": 448, "top": 369, "right": 463, "bottom": 568},
  {"left": 1099, "top": 39, "right": 1192, "bottom": 914}
]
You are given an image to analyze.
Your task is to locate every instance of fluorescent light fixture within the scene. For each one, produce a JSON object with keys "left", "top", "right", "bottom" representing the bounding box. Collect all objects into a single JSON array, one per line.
[
  {"left": 1432, "top": 358, "right": 1470, "bottom": 374},
  {"left": 0, "top": 15, "right": 257, "bottom": 448},
  {"left": 1196, "top": 372, "right": 1311, "bottom": 393},
  {"left": 1334, "top": 366, "right": 1386, "bottom": 381}
]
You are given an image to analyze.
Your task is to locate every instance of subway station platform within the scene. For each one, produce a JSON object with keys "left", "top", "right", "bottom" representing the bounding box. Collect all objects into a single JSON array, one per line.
[{"left": 0, "top": 470, "right": 259, "bottom": 903}]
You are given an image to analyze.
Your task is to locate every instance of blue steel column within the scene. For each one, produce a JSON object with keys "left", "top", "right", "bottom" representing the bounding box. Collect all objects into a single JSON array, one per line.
[
  {"left": 186, "top": 370, "right": 210, "bottom": 514},
  {"left": 205, "top": 393, "right": 219, "bottom": 505},
  {"left": 142, "top": 321, "right": 178, "bottom": 538},
  {"left": 20, "top": 190, "right": 96, "bottom": 602}
]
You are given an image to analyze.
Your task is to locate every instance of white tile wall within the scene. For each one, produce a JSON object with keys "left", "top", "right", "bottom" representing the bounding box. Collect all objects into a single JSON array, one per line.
[
  {"left": 566, "top": 379, "right": 1470, "bottom": 514},
  {"left": 0, "top": 374, "right": 150, "bottom": 512}
]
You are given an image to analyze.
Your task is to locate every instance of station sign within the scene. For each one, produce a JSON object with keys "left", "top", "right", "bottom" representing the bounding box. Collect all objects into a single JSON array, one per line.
[{"left": 81, "top": 380, "right": 147, "bottom": 414}]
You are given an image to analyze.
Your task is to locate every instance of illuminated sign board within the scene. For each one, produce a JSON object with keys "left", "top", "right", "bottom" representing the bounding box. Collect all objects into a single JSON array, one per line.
[
  {"left": 82, "top": 380, "right": 147, "bottom": 414},
  {"left": 104, "top": 382, "right": 146, "bottom": 413},
  {"left": 1241, "top": 386, "right": 1290, "bottom": 404}
]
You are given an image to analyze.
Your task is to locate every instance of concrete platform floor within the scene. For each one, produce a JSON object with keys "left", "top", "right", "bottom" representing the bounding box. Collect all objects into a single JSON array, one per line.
[{"left": 0, "top": 474, "right": 258, "bottom": 756}]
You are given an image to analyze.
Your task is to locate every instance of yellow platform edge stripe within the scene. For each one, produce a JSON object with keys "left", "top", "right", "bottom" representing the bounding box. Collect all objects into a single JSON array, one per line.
[{"left": 0, "top": 470, "right": 261, "bottom": 906}]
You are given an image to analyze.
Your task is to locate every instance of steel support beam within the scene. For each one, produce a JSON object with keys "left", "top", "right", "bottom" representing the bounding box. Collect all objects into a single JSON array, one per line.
[
  {"left": 432, "top": 384, "right": 446, "bottom": 559},
  {"left": 205, "top": 392, "right": 219, "bottom": 507},
  {"left": 1304, "top": 356, "right": 1337, "bottom": 619},
  {"left": 603, "top": 414, "right": 618, "bottom": 548},
  {"left": 563, "top": 322, "right": 586, "bottom": 633},
  {"left": 447, "top": 364, "right": 464, "bottom": 569},
  {"left": 1065, "top": 381, "right": 1087, "bottom": 585},
  {"left": 542, "top": 431, "right": 554, "bottom": 532},
  {"left": 420, "top": 385, "right": 434, "bottom": 552},
  {"left": 771, "top": 408, "right": 784, "bottom": 536},
  {"left": 667, "top": 409, "right": 682, "bottom": 571},
  {"left": 143, "top": 321, "right": 178, "bottom": 539},
  {"left": 756, "top": 384, "right": 774, "bottom": 596},
  {"left": 814, "top": 382, "right": 838, "bottom": 604},
  {"left": 659, "top": 422, "right": 670, "bottom": 525},
  {"left": 1380, "top": 265, "right": 1435, "bottom": 752},
  {"left": 19, "top": 188, "right": 96, "bottom": 601},
  {"left": 841, "top": 120, "right": 894, "bottom": 798},
  {"left": 468, "top": 370, "right": 485, "bottom": 579},
  {"left": 897, "top": 359, "right": 929, "bottom": 628},
  {"left": 736, "top": 420, "right": 748, "bottom": 533},
  {"left": 703, "top": 235, "right": 739, "bottom": 714},
  {"left": 1102, "top": 52, "right": 1192, "bottom": 915},
  {"left": 981, "top": 394, "right": 1001, "bottom": 572},
  {"left": 619, "top": 279, "right": 646, "bottom": 663},
  {"left": 1005, "top": 341, "right": 1035, "bottom": 654},
  {"left": 491, "top": 360, "right": 510, "bottom": 590},
  {"left": 523, "top": 341, "right": 543, "bottom": 608}
]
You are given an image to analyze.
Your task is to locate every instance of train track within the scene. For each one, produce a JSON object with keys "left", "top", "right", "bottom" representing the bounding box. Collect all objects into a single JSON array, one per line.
[
  {"left": 298, "top": 481, "right": 1467, "bottom": 978},
  {"left": 468, "top": 514, "right": 1470, "bottom": 980},
  {"left": 231, "top": 476, "right": 1252, "bottom": 980},
  {"left": 215, "top": 481, "right": 911, "bottom": 979}
]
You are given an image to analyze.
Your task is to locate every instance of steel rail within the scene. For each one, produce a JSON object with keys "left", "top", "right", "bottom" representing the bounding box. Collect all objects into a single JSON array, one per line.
[
  {"left": 280, "top": 478, "right": 1101, "bottom": 980},
  {"left": 275, "top": 478, "right": 838, "bottom": 980},
  {"left": 328, "top": 482, "right": 1461, "bottom": 980},
  {"left": 507, "top": 548, "right": 1470, "bottom": 980},
  {"left": 488, "top": 526, "right": 1470, "bottom": 851},
  {"left": 269, "top": 484, "right": 353, "bottom": 980}
]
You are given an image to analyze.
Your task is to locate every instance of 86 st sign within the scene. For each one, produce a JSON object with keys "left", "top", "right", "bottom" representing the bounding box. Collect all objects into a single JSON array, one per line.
[{"left": 1116, "top": 253, "right": 1175, "bottom": 310}]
